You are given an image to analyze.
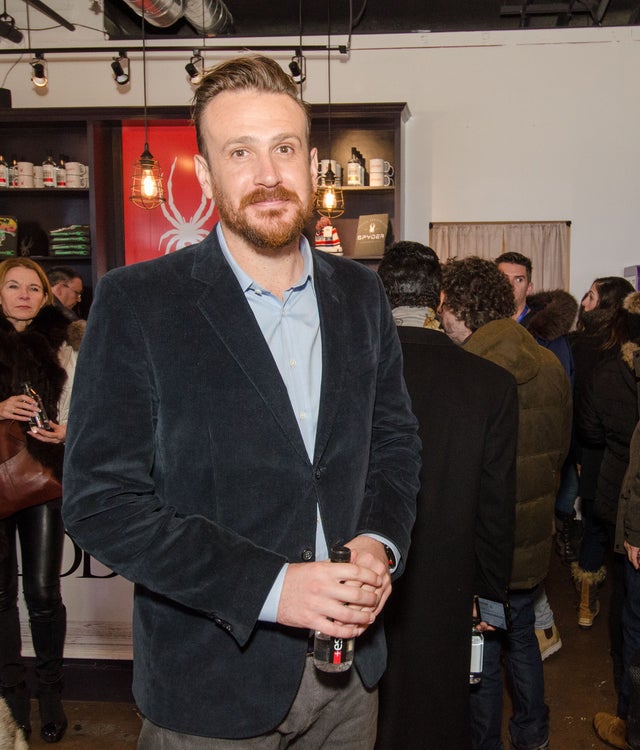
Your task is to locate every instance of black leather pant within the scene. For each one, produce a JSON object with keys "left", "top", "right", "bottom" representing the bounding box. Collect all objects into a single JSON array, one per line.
[{"left": 0, "top": 499, "right": 66, "bottom": 690}]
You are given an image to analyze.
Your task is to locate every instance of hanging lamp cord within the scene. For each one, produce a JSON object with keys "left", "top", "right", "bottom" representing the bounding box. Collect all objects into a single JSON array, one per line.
[{"left": 141, "top": 0, "right": 148, "bottom": 146}]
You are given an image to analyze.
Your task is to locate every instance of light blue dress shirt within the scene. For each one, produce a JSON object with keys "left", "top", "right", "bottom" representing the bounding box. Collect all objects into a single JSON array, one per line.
[{"left": 217, "top": 225, "right": 397, "bottom": 622}]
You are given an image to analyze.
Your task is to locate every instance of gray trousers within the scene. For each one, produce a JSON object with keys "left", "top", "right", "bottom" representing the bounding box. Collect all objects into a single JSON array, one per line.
[{"left": 137, "top": 655, "right": 378, "bottom": 749}]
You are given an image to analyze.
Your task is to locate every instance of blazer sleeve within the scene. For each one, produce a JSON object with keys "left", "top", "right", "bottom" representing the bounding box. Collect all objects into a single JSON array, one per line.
[{"left": 62, "top": 272, "right": 285, "bottom": 648}]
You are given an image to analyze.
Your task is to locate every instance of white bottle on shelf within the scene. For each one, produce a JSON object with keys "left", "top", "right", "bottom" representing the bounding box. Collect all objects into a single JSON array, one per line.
[{"left": 42, "top": 154, "right": 57, "bottom": 187}]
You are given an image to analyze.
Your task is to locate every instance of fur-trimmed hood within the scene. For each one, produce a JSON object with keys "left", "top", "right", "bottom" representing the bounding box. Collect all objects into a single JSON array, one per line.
[
  {"left": 524, "top": 290, "right": 578, "bottom": 342},
  {"left": 621, "top": 291, "right": 640, "bottom": 370}
]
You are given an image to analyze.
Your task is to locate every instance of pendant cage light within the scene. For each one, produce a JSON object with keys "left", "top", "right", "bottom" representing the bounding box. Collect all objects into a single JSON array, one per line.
[
  {"left": 130, "top": 2, "right": 165, "bottom": 210},
  {"left": 315, "top": 8, "right": 344, "bottom": 220}
]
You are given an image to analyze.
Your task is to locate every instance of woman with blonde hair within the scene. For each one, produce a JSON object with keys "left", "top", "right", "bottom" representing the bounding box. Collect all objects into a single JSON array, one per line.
[{"left": 0, "top": 257, "right": 83, "bottom": 744}]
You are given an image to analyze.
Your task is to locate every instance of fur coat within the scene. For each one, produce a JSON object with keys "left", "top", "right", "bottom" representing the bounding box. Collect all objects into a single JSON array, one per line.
[{"left": 0, "top": 305, "right": 83, "bottom": 478}]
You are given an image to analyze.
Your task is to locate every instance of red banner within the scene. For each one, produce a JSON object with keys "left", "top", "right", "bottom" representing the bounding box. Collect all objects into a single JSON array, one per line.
[{"left": 122, "top": 122, "right": 218, "bottom": 266}]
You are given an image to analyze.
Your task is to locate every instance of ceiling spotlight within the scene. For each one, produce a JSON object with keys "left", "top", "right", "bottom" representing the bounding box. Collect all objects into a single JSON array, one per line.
[
  {"left": 111, "top": 51, "right": 130, "bottom": 86},
  {"left": 185, "top": 50, "right": 204, "bottom": 85},
  {"left": 289, "top": 49, "right": 306, "bottom": 84},
  {"left": 0, "top": 12, "right": 23, "bottom": 44},
  {"left": 30, "top": 53, "right": 48, "bottom": 88}
]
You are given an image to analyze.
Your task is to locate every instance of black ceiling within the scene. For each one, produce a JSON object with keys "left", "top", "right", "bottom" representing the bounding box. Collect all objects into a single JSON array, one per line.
[{"left": 105, "top": 0, "right": 640, "bottom": 40}]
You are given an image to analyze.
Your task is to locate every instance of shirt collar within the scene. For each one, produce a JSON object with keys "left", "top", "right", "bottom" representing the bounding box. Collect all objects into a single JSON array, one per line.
[
  {"left": 216, "top": 223, "right": 314, "bottom": 295},
  {"left": 516, "top": 304, "right": 530, "bottom": 324}
]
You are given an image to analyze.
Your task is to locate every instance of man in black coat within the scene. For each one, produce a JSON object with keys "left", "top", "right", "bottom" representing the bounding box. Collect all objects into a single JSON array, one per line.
[{"left": 376, "top": 242, "right": 518, "bottom": 750}]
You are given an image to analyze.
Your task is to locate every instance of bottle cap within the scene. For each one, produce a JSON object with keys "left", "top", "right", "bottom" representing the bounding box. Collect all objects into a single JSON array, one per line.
[{"left": 329, "top": 545, "right": 351, "bottom": 563}]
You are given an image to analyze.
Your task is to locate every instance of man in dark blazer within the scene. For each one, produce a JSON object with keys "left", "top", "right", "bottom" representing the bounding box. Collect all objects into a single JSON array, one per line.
[
  {"left": 61, "top": 56, "right": 420, "bottom": 748},
  {"left": 375, "top": 242, "right": 518, "bottom": 750}
]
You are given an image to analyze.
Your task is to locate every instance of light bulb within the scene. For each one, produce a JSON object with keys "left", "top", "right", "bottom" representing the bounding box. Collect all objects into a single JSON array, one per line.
[
  {"left": 142, "top": 171, "right": 158, "bottom": 198},
  {"left": 323, "top": 188, "right": 336, "bottom": 211}
]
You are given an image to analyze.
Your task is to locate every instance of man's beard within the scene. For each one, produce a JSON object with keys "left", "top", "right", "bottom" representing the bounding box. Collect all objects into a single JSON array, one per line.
[{"left": 213, "top": 185, "right": 313, "bottom": 253}]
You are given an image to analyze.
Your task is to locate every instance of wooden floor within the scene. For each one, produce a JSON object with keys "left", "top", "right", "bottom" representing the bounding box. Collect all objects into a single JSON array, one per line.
[{"left": 19, "top": 548, "right": 623, "bottom": 748}]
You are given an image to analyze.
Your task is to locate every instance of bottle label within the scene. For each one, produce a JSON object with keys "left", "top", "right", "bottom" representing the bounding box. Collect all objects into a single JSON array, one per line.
[
  {"left": 347, "top": 162, "right": 361, "bottom": 186},
  {"left": 0, "top": 165, "right": 8, "bottom": 187},
  {"left": 43, "top": 163, "right": 56, "bottom": 187}
]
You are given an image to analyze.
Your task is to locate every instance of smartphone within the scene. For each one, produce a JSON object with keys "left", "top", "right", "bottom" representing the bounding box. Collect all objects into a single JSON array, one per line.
[{"left": 476, "top": 596, "right": 512, "bottom": 631}]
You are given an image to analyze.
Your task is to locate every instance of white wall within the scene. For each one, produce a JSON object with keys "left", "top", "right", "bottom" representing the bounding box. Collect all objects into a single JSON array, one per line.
[{"left": 2, "top": 24, "right": 639, "bottom": 298}]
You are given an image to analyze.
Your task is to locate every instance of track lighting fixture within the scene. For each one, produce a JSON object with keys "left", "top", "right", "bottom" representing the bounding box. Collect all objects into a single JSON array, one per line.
[
  {"left": 288, "top": 49, "right": 306, "bottom": 84},
  {"left": 0, "top": 10, "right": 23, "bottom": 44},
  {"left": 111, "top": 51, "right": 130, "bottom": 86},
  {"left": 185, "top": 50, "right": 204, "bottom": 85},
  {"left": 30, "top": 53, "right": 48, "bottom": 88}
]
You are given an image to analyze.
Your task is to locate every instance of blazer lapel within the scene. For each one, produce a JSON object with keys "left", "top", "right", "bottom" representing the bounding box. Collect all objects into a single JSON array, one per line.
[
  {"left": 313, "top": 253, "right": 350, "bottom": 465},
  {"left": 191, "top": 236, "right": 310, "bottom": 463}
]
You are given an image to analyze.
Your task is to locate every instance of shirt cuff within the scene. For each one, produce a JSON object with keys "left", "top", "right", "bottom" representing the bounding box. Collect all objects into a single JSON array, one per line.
[
  {"left": 258, "top": 563, "right": 288, "bottom": 623},
  {"left": 364, "top": 533, "right": 401, "bottom": 573}
]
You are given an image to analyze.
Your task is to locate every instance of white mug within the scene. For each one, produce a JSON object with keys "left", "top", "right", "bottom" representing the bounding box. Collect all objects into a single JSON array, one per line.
[
  {"left": 65, "top": 162, "right": 87, "bottom": 175},
  {"left": 369, "top": 158, "right": 393, "bottom": 176},
  {"left": 33, "top": 166, "right": 44, "bottom": 188},
  {"left": 17, "top": 174, "right": 34, "bottom": 188},
  {"left": 369, "top": 173, "right": 393, "bottom": 187},
  {"left": 17, "top": 161, "right": 34, "bottom": 176},
  {"left": 66, "top": 174, "right": 88, "bottom": 188}
]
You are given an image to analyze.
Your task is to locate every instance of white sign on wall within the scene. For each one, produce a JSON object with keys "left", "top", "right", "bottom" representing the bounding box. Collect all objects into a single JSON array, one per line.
[{"left": 18, "top": 532, "right": 134, "bottom": 660}]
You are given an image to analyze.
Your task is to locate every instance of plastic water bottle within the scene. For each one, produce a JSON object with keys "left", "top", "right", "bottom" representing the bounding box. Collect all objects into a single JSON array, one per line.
[
  {"left": 313, "top": 545, "right": 355, "bottom": 673},
  {"left": 469, "top": 622, "right": 484, "bottom": 685},
  {"left": 21, "top": 382, "right": 50, "bottom": 430}
]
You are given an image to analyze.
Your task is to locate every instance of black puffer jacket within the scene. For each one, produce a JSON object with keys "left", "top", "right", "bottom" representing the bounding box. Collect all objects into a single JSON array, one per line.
[
  {"left": 0, "top": 305, "right": 71, "bottom": 476},
  {"left": 577, "top": 302, "right": 640, "bottom": 527}
]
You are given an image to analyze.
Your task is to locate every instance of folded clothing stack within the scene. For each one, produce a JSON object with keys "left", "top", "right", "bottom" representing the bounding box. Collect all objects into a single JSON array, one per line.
[{"left": 49, "top": 224, "right": 91, "bottom": 256}]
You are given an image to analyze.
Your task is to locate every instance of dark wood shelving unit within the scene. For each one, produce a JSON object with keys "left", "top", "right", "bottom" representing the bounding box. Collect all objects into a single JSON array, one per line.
[{"left": 0, "top": 102, "right": 408, "bottom": 291}]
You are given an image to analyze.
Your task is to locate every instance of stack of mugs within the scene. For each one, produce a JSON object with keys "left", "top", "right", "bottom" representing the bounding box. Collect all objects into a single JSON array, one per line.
[
  {"left": 16, "top": 161, "right": 36, "bottom": 188},
  {"left": 65, "top": 162, "right": 89, "bottom": 188},
  {"left": 369, "top": 158, "right": 394, "bottom": 187}
]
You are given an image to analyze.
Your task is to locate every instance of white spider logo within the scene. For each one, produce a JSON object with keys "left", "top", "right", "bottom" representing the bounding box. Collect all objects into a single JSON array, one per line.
[{"left": 157, "top": 157, "right": 215, "bottom": 255}]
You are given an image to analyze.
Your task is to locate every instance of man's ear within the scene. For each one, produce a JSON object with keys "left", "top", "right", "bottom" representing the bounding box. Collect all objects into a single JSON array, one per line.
[
  {"left": 310, "top": 147, "right": 319, "bottom": 191},
  {"left": 194, "top": 154, "right": 214, "bottom": 200}
]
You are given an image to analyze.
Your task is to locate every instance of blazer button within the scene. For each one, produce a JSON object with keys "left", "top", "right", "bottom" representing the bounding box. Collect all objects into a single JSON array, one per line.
[
  {"left": 314, "top": 469, "right": 322, "bottom": 479},
  {"left": 301, "top": 548, "right": 313, "bottom": 561}
]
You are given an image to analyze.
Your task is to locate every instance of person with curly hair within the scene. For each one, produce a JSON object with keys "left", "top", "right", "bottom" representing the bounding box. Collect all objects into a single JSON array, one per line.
[{"left": 440, "top": 257, "right": 572, "bottom": 750}]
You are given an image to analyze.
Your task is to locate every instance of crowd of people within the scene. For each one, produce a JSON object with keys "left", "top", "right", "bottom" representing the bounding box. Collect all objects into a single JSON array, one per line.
[{"left": 0, "top": 52, "right": 638, "bottom": 750}]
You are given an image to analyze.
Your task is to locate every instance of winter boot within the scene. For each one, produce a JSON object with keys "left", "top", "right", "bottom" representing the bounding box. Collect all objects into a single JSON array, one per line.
[
  {"left": 593, "top": 712, "right": 627, "bottom": 750},
  {"left": 0, "top": 607, "right": 30, "bottom": 739},
  {"left": 555, "top": 511, "right": 580, "bottom": 564},
  {"left": 30, "top": 606, "right": 67, "bottom": 743},
  {"left": 571, "top": 563, "right": 606, "bottom": 629},
  {"left": 37, "top": 679, "right": 67, "bottom": 743}
]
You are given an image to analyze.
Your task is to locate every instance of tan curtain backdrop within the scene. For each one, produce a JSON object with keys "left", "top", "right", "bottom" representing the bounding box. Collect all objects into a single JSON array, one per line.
[{"left": 430, "top": 221, "right": 570, "bottom": 290}]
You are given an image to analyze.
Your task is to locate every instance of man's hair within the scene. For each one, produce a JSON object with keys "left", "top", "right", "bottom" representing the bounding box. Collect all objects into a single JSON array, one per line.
[
  {"left": 47, "top": 266, "right": 81, "bottom": 286},
  {"left": 441, "top": 256, "right": 515, "bottom": 332},
  {"left": 494, "top": 251, "right": 533, "bottom": 282},
  {"left": 378, "top": 241, "right": 441, "bottom": 310},
  {"left": 191, "top": 54, "right": 310, "bottom": 161}
]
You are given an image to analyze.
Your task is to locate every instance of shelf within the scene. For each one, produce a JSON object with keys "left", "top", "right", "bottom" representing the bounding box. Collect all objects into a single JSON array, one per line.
[
  {"left": 0, "top": 188, "right": 89, "bottom": 194},
  {"left": 30, "top": 255, "right": 91, "bottom": 262},
  {"left": 340, "top": 186, "right": 394, "bottom": 192}
]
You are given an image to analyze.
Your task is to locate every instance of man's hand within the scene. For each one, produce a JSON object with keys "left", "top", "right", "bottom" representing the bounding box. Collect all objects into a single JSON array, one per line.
[
  {"left": 276, "top": 558, "right": 382, "bottom": 638},
  {"left": 345, "top": 535, "right": 392, "bottom": 618},
  {"left": 624, "top": 540, "right": 640, "bottom": 570}
]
